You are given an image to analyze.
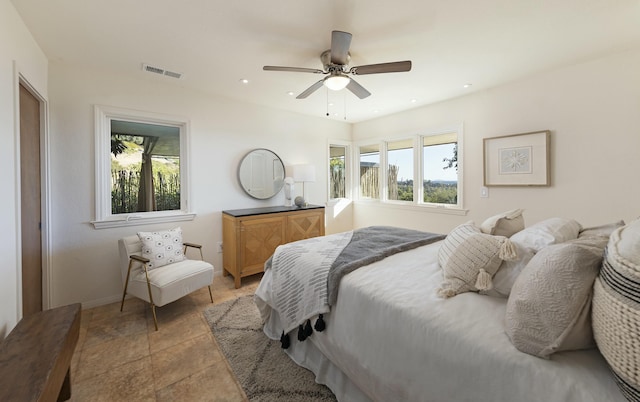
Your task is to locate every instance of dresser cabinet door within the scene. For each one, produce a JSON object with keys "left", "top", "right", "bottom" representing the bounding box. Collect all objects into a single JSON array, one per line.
[
  {"left": 239, "top": 216, "right": 285, "bottom": 275},
  {"left": 286, "top": 211, "right": 324, "bottom": 243}
]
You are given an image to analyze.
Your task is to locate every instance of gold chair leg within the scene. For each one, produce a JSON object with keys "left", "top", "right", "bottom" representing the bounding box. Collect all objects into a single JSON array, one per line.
[
  {"left": 120, "top": 259, "right": 135, "bottom": 312},
  {"left": 150, "top": 304, "right": 158, "bottom": 331},
  {"left": 142, "top": 263, "right": 159, "bottom": 331},
  {"left": 188, "top": 244, "right": 214, "bottom": 304}
]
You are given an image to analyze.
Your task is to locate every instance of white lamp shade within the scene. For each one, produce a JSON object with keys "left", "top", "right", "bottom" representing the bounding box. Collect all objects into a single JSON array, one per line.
[
  {"left": 292, "top": 164, "right": 316, "bottom": 182},
  {"left": 323, "top": 75, "right": 350, "bottom": 91}
]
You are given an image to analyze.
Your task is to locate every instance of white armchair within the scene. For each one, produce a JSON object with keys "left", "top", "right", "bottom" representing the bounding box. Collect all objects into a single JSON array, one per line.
[{"left": 118, "top": 234, "right": 214, "bottom": 330}]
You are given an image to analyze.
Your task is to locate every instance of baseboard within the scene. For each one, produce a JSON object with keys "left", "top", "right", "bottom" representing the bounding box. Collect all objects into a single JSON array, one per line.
[{"left": 81, "top": 294, "right": 123, "bottom": 309}]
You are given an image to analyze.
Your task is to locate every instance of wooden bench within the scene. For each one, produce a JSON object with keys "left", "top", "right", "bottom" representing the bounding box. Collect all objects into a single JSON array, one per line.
[{"left": 0, "top": 303, "right": 81, "bottom": 402}]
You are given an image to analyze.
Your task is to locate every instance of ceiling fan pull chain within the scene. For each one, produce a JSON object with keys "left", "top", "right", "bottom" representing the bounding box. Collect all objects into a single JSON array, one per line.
[
  {"left": 343, "top": 90, "right": 347, "bottom": 120},
  {"left": 326, "top": 87, "right": 330, "bottom": 117}
]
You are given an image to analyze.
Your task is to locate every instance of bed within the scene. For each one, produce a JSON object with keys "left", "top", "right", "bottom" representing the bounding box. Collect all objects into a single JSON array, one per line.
[{"left": 254, "top": 219, "right": 628, "bottom": 402}]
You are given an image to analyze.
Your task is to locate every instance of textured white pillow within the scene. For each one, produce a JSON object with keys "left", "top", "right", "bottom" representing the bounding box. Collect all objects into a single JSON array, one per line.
[
  {"left": 138, "top": 227, "right": 186, "bottom": 269},
  {"left": 438, "top": 222, "right": 517, "bottom": 298},
  {"left": 480, "top": 209, "right": 524, "bottom": 237},
  {"left": 487, "top": 217, "right": 583, "bottom": 298},
  {"left": 505, "top": 236, "right": 607, "bottom": 358},
  {"left": 509, "top": 217, "right": 582, "bottom": 253}
]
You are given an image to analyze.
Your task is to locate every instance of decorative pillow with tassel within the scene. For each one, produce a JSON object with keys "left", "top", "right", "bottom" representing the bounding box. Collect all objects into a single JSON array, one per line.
[{"left": 437, "top": 221, "right": 517, "bottom": 298}]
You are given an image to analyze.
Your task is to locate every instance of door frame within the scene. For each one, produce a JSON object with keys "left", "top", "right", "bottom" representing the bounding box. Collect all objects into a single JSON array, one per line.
[{"left": 13, "top": 63, "right": 51, "bottom": 318}]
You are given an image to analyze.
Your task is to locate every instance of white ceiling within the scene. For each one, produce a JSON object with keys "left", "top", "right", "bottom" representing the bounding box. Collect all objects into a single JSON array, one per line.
[{"left": 11, "top": 0, "right": 640, "bottom": 123}]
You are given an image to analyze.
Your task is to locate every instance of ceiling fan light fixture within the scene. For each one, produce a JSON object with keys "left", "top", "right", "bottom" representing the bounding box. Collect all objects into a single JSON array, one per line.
[{"left": 324, "top": 75, "right": 350, "bottom": 91}]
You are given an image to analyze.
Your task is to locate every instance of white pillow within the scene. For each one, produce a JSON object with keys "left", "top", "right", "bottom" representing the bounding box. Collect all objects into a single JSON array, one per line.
[
  {"left": 438, "top": 222, "right": 517, "bottom": 298},
  {"left": 509, "top": 217, "right": 582, "bottom": 253},
  {"left": 486, "top": 243, "right": 535, "bottom": 297},
  {"left": 480, "top": 209, "right": 524, "bottom": 237},
  {"left": 505, "top": 236, "right": 607, "bottom": 358},
  {"left": 578, "top": 220, "right": 625, "bottom": 239},
  {"left": 137, "top": 227, "right": 186, "bottom": 269}
]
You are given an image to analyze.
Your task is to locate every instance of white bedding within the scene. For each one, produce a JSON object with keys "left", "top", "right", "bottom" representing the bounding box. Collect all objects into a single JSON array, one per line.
[{"left": 254, "top": 241, "right": 625, "bottom": 402}]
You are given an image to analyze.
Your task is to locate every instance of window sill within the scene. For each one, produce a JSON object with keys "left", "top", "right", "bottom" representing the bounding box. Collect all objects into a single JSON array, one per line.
[
  {"left": 91, "top": 211, "right": 196, "bottom": 229},
  {"left": 353, "top": 200, "right": 468, "bottom": 216}
]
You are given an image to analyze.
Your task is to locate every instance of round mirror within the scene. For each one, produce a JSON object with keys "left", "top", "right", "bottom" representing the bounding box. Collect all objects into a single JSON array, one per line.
[{"left": 238, "top": 149, "right": 285, "bottom": 199}]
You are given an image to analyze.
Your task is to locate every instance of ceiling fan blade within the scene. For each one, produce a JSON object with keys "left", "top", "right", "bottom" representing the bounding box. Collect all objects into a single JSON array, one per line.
[
  {"left": 351, "top": 60, "right": 412, "bottom": 75},
  {"left": 296, "top": 80, "right": 325, "bottom": 99},
  {"left": 263, "top": 66, "right": 325, "bottom": 74},
  {"left": 330, "top": 31, "right": 352, "bottom": 65},
  {"left": 346, "top": 78, "right": 371, "bottom": 99}
]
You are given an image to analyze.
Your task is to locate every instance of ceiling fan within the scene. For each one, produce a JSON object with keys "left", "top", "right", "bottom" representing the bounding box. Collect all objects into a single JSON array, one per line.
[{"left": 263, "top": 30, "right": 412, "bottom": 99}]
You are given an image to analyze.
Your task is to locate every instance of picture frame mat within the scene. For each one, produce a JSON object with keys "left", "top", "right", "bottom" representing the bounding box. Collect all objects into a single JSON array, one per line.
[{"left": 483, "top": 130, "right": 550, "bottom": 186}]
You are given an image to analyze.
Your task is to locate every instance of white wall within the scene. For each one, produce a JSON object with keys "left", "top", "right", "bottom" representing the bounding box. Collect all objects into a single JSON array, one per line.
[
  {"left": 0, "top": 0, "right": 49, "bottom": 337},
  {"left": 6, "top": 0, "right": 639, "bottom": 316},
  {"left": 352, "top": 48, "right": 640, "bottom": 234},
  {"left": 47, "top": 63, "right": 351, "bottom": 308}
]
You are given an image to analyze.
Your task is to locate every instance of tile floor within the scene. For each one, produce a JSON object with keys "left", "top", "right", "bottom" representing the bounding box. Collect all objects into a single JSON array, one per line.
[{"left": 69, "top": 273, "right": 263, "bottom": 402}]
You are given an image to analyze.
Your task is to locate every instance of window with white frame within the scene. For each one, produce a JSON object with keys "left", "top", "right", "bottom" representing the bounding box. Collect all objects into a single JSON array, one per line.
[
  {"left": 422, "top": 132, "right": 459, "bottom": 206},
  {"left": 356, "top": 126, "right": 462, "bottom": 209},
  {"left": 92, "top": 105, "right": 194, "bottom": 229},
  {"left": 329, "top": 144, "right": 348, "bottom": 199},
  {"left": 386, "top": 139, "right": 414, "bottom": 202},
  {"left": 359, "top": 144, "right": 380, "bottom": 199}
]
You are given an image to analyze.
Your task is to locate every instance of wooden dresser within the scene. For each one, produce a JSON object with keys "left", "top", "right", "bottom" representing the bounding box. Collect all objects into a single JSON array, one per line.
[{"left": 222, "top": 205, "right": 325, "bottom": 288}]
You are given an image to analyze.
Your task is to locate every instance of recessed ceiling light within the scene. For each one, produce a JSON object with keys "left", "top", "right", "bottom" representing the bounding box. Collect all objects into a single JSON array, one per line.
[
  {"left": 410, "top": 99, "right": 417, "bottom": 103},
  {"left": 287, "top": 91, "right": 295, "bottom": 96},
  {"left": 463, "top": 83, "right": 472, "bottom": 88},
  {"left": 328, "top": 102, "right": 334, "bottom": 107},
  {"left": 239, "top": 79, "right": 249, "bottom": 84}
]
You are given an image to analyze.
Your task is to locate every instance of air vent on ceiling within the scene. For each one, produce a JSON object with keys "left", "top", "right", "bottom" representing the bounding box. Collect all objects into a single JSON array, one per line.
[{"left": 142, "top": 63, "right": 184, "bottom": 79}]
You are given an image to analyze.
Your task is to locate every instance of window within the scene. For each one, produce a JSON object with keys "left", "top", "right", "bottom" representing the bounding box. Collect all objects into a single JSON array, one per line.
[
  {"left": 93, "top": 105, "right": 194, "bottom": 229},
  {"left": 329, "top": 145, "right": 347, "bottom": 199},
  {"left": 359, "top": 144, "right": 380, "bottom": 199},
  {"left": 355, "top": 125, "right": 463, "bottom": 211},
  {"left": 386, "top": 139, "right": 414, "bottom": 202},
  {"left": 111, "top": 121, "right": 180, "bottom": 214},
  {"left": 422, "top": 132, "right": 459, "bottom": 206}
]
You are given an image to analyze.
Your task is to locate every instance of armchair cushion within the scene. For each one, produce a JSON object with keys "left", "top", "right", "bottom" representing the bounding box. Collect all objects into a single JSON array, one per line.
[
  {"left": 137, "top": 227, "right": 186, "bottom": 269},
  {"left": 127, "top": 259, "right": 214, "bottom": 307}
]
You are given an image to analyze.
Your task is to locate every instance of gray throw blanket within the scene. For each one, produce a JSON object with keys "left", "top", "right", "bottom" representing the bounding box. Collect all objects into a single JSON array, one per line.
[{"left": 327, "top": 226, "right": 445, "bottom": 305}]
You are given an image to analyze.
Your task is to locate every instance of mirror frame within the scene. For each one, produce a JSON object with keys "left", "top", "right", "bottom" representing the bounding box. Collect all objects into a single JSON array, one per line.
[{"left": 238, "top": 148, "right": 285, "bottom": 200}]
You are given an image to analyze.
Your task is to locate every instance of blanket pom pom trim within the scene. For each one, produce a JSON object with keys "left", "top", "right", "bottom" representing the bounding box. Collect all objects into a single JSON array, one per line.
[
  {"left": 297, "top": 324, "right": 307, "bottom": 341},
  {"left": 280, "top": 331, "right": 291, "bottom": 349},
  {"left": 285, "top": 316, "right": 326, "bottom": 346},
  {"left": 314, "top": 314, "right": 326, "bottom": 332},
  {"left": 304, "top": 319, "right": 313, "bottom": 337}
]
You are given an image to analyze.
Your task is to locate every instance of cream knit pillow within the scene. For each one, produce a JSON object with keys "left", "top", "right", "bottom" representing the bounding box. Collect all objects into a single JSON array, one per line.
[
  {"left": 480, "top": 208, "right": 524, "bottom": 237},
  {"left": 437, "top": 222, "right": 517, "bottom": 298}
]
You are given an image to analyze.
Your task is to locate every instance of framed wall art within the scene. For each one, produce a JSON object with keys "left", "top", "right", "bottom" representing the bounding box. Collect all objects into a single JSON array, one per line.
[{"left": 483, "top": 130, "right": 550, "bottom": 186}]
